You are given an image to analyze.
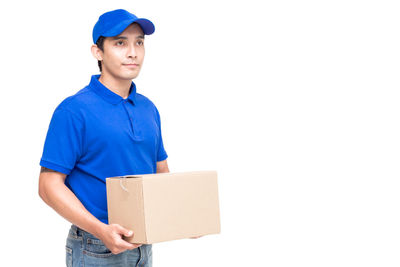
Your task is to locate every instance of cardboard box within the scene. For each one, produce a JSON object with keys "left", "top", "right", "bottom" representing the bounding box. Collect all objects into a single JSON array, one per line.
[{"left": 106, "top": 171, "right": 221, "bottom": 244}]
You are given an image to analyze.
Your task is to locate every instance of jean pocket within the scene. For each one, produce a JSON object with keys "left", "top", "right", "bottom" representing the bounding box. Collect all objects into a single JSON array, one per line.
[
  {"left": 66, "top": 246, "right": 72, "bottom": 267},
  {"left": 83, "top": 238, "right": 114, "bottom": 258}
]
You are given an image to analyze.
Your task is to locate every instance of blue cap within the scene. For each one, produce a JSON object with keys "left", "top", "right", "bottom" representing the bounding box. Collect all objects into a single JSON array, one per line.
[{"left": 92, "top": 9, "right": 155, "bottom": 44}]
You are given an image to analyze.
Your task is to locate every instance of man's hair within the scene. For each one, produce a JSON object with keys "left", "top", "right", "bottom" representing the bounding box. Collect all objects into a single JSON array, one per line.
[{"left": 96, "top": 36, "right": 106, "bottom": 72}]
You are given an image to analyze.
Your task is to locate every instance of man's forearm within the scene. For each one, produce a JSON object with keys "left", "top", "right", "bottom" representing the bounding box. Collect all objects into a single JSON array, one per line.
[
  {"left": 156, "top": 159, "right": 170, "bottom": 173},
  {"left": 39, "top": 172, "right": 106, "bottom": 238}
]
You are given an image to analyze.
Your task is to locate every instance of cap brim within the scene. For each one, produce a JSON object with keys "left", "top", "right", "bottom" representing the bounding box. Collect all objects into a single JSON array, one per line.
[
  {"left": 102, "top": 18, "right": 155, "bottom": 38},
  {"left": 134, "top": 18, "right": 155, "bottom": 35}
]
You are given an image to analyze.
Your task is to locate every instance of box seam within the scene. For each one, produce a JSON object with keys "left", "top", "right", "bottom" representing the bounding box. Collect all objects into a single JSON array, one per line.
[{"left": 141, "top": 180, "right": 148, "bottom": 243}]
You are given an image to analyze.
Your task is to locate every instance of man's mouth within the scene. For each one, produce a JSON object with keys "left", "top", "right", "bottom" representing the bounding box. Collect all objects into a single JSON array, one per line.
[{"left": 123, "top": 63, "right": 139, "bottom": 68}]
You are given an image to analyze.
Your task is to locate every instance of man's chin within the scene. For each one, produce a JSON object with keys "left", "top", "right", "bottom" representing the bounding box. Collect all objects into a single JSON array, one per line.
[
  {"left": 119, "top": 71, "right": 140, "bottom": 81},
  {"left": 102, "top": 69, "right": 141, "bottom": 81}
]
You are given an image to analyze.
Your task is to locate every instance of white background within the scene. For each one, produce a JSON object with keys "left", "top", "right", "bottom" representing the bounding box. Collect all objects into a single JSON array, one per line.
[{"left": 1, "top": 0, "right": 399, "bottom": 266}]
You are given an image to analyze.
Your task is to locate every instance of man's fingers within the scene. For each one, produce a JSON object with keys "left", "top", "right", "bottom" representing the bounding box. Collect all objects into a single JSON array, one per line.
[
  {"left": 113, "top": 224, "right": 133, "bottom": 237},
  {"left": 118, "top": 240, "right": 142, "bottom": 251},
  {"left": 120, "top": 240, "right": 136, "bottom": 249},
  {"left": 124, "top": 230, "right": 134, "bottom": 237},
  {"left": 132, "top": 243, "right": 142, "bottom": 248},
  {"left": 103, "top": 224, "right": 140, "bottom": 255},
  {"left": 109, "top": 236, "right": 141, "bottom": 254}
]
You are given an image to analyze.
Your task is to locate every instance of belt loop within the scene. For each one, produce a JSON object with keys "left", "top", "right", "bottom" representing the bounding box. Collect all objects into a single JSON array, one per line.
[{"left": 71, "top": 225, "right": 78, "bottom": 235}]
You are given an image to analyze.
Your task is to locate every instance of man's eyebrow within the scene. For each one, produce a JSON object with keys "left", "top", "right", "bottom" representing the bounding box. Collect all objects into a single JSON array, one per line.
[{"left": 112, "top": 36, "right": 128, "bottom": 40}]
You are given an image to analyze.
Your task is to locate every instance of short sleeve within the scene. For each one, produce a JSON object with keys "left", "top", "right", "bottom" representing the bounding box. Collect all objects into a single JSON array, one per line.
[
  {"left": 39, "top": 108, "right": 84, "bottom": 175},
  {"left": 155, "top": 106, "right": 168, "bottom": 162}
]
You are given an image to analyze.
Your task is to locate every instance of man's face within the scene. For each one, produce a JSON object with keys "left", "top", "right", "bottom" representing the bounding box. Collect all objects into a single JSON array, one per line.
[{"left": 98, "top": 23, "right": 145, "bottom": 80}]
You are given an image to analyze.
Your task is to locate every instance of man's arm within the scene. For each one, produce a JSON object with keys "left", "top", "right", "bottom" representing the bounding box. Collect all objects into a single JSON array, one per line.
[
  {"left": 156, "top": 159, "right": 170, "bottom": 173},
  {"left": 38, "top": 167, "right": 140, "bottom": 254}
]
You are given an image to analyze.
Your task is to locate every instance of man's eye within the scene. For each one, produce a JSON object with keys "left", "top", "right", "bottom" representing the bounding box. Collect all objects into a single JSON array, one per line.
[
  {"left": 116, "top": 41, "right": 124, "bottom": 45},
  {"left": 137, "top": 41, "right": 144, "bottom": 45}
]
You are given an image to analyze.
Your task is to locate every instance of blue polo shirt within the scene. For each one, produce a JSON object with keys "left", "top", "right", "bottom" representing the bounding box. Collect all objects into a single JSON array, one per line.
[{"left": 40, "top": 74, "right": 168, "bottom": 224}]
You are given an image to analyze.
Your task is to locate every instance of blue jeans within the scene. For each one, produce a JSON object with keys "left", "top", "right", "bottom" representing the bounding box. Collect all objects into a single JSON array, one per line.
[{"left": 66, "top": 225, "right": 152, "bottom": 267}]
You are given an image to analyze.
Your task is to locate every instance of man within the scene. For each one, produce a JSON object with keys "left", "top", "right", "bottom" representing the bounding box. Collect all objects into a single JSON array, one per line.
[{"left": 38, "top": 9, "right": 169, "bottom": 266}]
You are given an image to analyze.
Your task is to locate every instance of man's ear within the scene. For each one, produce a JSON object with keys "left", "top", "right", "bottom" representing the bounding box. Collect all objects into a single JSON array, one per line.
[{"left": 91, "top": 44, "right": 103, "bottom": 61}]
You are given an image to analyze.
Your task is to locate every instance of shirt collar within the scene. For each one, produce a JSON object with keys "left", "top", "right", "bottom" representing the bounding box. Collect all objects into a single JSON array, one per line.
[{"left": 89, "top": 74, "right": 137, "bottom": 105}]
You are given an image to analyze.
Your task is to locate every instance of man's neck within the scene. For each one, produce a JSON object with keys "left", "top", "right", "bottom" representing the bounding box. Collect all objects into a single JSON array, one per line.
[{"left": 98, "top": 73, "right": 132, "bottom": 99}]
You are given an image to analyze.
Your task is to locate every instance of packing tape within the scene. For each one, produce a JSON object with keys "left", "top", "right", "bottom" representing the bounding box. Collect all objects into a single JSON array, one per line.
[{"left": 120, "top": 177, "right": 129, "bottom": 192}]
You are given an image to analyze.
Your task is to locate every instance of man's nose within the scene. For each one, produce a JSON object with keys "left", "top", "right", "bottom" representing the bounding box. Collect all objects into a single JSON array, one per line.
[{"left": 127, "top": 43, "right": 137, "bottom": 58}]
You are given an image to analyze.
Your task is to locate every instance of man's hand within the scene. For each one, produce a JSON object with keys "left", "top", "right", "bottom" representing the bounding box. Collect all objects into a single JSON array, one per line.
[{"left": 97, "top": 224, "right": 142, "bottom": 255}]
